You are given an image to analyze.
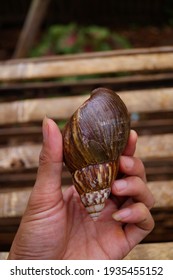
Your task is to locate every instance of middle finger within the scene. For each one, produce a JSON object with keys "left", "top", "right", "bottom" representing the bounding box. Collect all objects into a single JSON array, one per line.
[
  {"left": 119, "top": 155, "right": 147, "bottom": 183},
  {"left": 112, "top": 176, "right": 155, "bottom": 209}
]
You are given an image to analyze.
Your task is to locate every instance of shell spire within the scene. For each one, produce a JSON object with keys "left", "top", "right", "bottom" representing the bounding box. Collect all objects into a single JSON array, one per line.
[{"left": 63, "top": 88, "right": 130, "bottom": 220}]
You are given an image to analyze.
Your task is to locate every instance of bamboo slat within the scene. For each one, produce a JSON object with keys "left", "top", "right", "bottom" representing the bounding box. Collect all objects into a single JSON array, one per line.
[
  {"left": 0, "top": 188, "right": 31, "bottom": 218},
  {"left": 125, "top": 242, "right": 173, "bottom": 260},
  {"left": 147, "top": 181, "right": 173, "bottom": 208},
  {"left": 0, "top": 134, "right": 172, "bottom": 172},
  {"left": 120, "top": 88, "right": 173, "bottom": 113},
  {"left": 0, "top": 181, "right": 173, "bottom": 219},
  {"left": 0, "top": 160, "right": 172, "bottom": 188},
  {"left": 0, "top": 144, "right": 40, "bottom": 171},
  {"left": 1, "top": 72, "right": 173, "bottom": 92},
  {"left": 0, "top": 252, "right": 8, "bottom": 260},
  {"left": 1, "top": 48, "right": 173, "bottom": 81},
  {"left": 135, "top": 134, "right": 173, "bottom": 159},
  {"left": 1, "top": 119, "right": 173, "bottom": 142},
  {"left": 1, "top": 73, "right": 173, "bottom": 101},
  {"left": 0, "top": 88, "right": 173, "bottom": 125},
  {"left": 136, "top": 134, "right": 173, "bottom": 159}
]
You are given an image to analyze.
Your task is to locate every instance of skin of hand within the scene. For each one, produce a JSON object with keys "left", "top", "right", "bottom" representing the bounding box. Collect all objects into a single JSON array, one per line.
[{"left": 8, "top": 117, "right": 155, "bottom": 260}]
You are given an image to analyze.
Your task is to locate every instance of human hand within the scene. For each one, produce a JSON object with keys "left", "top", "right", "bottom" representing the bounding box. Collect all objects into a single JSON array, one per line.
[{"left": 8, "top": 117, "right": 155, "bottom": 260}]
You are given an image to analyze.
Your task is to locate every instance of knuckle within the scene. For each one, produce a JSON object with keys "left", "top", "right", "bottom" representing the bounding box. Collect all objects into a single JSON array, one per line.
[
  {"left": 137, "top": 202, "right": 149, "bottom": 216},
  {"left": 126, "top": 176, "right": 144, "bottom": 193},
  {"left": 132, "top": 202, "right": 155, "bottom": 232},
  {"left": 130, "top": 175, "right": 143, "bottom": 186}
]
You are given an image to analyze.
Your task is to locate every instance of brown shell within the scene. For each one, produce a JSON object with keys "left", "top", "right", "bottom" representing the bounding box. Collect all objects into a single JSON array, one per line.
[
  {"left": 63, "top": 88, "right": 130, "bottom": 174},
  {"left": 63, "top": 88, "right": 130, "bottom": 218}
]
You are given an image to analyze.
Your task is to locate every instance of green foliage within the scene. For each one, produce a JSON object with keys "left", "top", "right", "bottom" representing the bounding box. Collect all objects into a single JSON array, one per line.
[{"left": 30, "top": 23, "right": 131, "bottom": 57}]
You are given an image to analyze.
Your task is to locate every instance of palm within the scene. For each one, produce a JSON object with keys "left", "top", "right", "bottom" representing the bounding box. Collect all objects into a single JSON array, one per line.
[{"left": 46, "top": 187, "right": 130, "bottom": 260}]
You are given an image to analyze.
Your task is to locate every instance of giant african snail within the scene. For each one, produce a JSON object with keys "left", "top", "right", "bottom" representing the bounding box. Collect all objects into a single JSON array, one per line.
[{"left": 63, "top": 88, "right": 130, "bottom": 220}]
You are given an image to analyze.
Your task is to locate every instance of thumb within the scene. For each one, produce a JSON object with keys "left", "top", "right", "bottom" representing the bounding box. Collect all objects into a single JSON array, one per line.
[{"left": 28, "top": 116, "right": 63, "bottom": 210}]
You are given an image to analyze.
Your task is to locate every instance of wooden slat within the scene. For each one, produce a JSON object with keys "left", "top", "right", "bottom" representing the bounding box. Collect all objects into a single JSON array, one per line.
[
  {"left": 125, "top": 242, "right": 173, "bottom": 260},
  {"left": 120, "top": 88, "right": 173, "bottom": 113},
  {"left": 0, "top": 161, "right": 172, "bottom": 188},
  {"left": 132, "top": 119, "right": 173, "bottom": 135},
  {"left": 1, "top": 119, "right": 173, "bottom": 143},
  {"left": 0, "top": 159, "right": 172, "bottom": 188},
  {"left": 0, "top": 134, "right": 172, "bottom": 172},
  {"left": 7, "top": 46, "right": 173, "bottom": 63},
  {"left": 0, "top": 187, "right": 31, "bottom": 218},
  {"left": 0, "top": 181, "right": 173, "bottom": 218},
  {"left": 0, "top": 88, "right": 173, "bottom": 125},
  {"left": 0, "top": 252, "right": 8, "bottom": 260},
  {"left": 1, "top": 72, "right": 173, "bottom": 96},
  {"left": 1, "top": 48, "right": 173, "bottom": 81},
  {"left": 148, "top": 181, "right": 173, "bottom": 208},
  {"left": 136, "top": 134, "right": 173, "bottom": 159},
  {"left": 0, "top": 126, "right": 42, "bottom": 141},
  {"left": 0, "top": 144, "right": 40, "bottom": 171}
]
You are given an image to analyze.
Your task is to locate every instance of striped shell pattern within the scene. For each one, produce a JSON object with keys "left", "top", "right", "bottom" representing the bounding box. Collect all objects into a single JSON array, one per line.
[{"left": 63, "top": 88, "right": 130, "bottom": 220}]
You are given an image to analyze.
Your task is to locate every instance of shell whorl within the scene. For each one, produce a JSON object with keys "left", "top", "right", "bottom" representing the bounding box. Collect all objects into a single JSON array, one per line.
[
  {"left": 63, "top": 88, "right": 130, "bottom": 219},
  {"left": 73, "top": 160, "right": 117, "bottom": 219},
  {"left": 73, "top": 160, "right": 117, "bottom": 194}
]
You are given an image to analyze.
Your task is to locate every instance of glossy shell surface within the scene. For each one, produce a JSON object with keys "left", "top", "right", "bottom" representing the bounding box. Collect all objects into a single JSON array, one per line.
[{"left": 63, "top": 88, "right": 130, "bottom": 219}]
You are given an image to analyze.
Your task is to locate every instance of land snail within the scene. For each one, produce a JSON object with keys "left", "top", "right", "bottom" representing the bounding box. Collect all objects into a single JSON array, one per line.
[{"left": 63, "top": 88, "right": 130, "bottom": 220}]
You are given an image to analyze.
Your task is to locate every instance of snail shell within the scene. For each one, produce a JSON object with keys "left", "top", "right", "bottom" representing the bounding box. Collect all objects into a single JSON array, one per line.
[{"left": 63, "top": 88, "right": 130, "bottom": 220}]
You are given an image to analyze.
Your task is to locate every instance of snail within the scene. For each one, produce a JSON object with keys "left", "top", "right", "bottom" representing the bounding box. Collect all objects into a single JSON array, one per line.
[{"left": 63, "top": 88, "right": 130, "bottom": 220}]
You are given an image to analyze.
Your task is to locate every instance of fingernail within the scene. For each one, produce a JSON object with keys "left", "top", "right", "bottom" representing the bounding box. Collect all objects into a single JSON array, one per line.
[
  {"left": 112, "top": 208, "right": 131, "bottom": 221},
  {"left": 124, "top": 156, "right": 134, "bottom": 169},
  {"left": 42, "top": 116, "right": 49, "bottom": 142},
  {"left": 114, "top": 179, "right": 127, "bottom": 191},
  {"left": 131, "top": 129, "right": 138, "bottom": 139}
]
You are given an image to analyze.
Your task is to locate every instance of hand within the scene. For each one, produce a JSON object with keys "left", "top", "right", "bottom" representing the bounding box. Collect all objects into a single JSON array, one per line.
[{"left": 8, "top": 117, "right": 155, "bottom": 260}]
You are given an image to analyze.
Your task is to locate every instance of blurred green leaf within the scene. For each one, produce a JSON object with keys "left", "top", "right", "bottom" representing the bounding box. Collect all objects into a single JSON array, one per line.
[{"left": 30, "top": 23, "right": 132, "bottom": 57}]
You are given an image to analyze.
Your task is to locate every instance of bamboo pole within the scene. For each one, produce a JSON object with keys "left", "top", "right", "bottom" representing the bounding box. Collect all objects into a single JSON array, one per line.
[
  {"left": 0, "top": 252, "right": 8, "bottom": 260},
  {"left": 0, "top": 144, "right": 40, "bottom": 171},
  {"left": 13, "top": 0, "right": 51, "bottom": 58},
  {"left": 147, "top": 180, "right": 173, "bottom": 208},
  {"left": 1, "top": 49, "right": 173, "bottom": 81},
  {"left": 136, "top": 134, "right": 173, "bottom": 159},
  {"left": 124, "top": 242, "right": 173, "bottom": 260},
  {"left": 1, "top": 119, "right": 173, "bottom": 140},
  {"left": 0, "top": 88, "right": 173, "bottom": 125},
  {"left": 1, "top": 72, "right": 173, "bottom": 93}
]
